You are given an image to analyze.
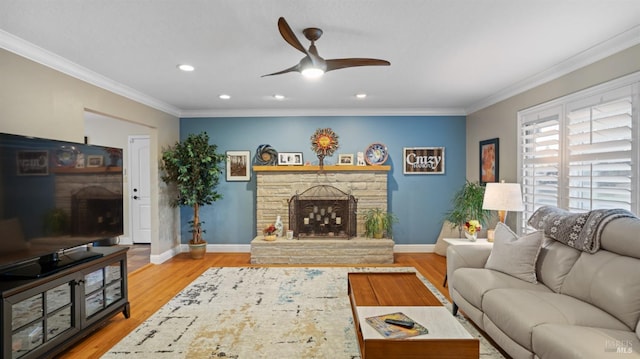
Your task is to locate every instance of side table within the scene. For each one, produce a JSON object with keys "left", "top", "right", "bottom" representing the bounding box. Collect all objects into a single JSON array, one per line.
[{"left": 442, "top": 237, "right": 493, "bottom": 287}]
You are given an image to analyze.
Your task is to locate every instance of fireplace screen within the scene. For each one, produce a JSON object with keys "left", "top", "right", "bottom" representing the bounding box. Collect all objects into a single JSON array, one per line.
[{"left": 288, "top": 185, "right": 357, "bottom": 239}]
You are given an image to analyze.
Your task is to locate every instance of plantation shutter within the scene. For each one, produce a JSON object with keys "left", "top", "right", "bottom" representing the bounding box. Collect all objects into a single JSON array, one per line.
[
  {"left": 565, "top": 86, "right": 634, "bottom": 212},
  {"left": 518, "top": 74, "right": 639, "bottom": 234},
  {"left": 519, "top": 107, "right": 561, "bottom": 232}
]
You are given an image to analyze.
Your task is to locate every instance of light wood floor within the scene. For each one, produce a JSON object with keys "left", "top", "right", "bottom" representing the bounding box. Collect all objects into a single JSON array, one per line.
[{"left": 57, "top": 252, "right": 449, "bottom": 359}]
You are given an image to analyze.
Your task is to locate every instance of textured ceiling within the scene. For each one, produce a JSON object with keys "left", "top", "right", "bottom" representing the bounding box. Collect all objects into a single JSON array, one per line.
[{"left": 1, "top": 0, "right": 639, "bottom": 117}]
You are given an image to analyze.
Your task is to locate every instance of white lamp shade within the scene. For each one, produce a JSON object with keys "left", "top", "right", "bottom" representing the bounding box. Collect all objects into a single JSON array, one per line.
[{"left": 482, "top": 182, "right": 524, "bottom": 211}]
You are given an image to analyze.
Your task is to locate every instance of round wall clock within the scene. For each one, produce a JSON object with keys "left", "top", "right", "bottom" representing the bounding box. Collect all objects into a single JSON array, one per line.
[
  {"left": 365, "top": 143, "right": 388, "bottom": 165},
  {"left": 310, "top": 128, "right": 339, "bottom": 166}
]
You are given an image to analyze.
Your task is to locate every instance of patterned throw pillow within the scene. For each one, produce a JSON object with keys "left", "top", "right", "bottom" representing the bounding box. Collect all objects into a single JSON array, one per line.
[{"left": 485, "top": 222, "right": 543, "bottom": 283}]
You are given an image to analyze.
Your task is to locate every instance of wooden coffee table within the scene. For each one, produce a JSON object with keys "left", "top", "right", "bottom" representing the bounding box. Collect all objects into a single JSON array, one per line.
[{"left": 348, "top": 272, "right": 479, "bottom": 359}]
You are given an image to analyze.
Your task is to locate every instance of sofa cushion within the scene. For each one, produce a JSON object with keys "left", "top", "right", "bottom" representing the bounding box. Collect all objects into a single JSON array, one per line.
[
  {"left": 562, "top": 250, "right": 640, "bottom": 330},
  {"left": 483, "top": 289, "right": 629, "bottom": 351},
  {"left": 485, "top": 223, "right": 543, "bottom": 283},
  {"left": 600, "top": 216, "right": 640, "bottom": 258},
  {"left": 451, "top": 267, "right": 551, "bottom": 310},
  {"left": 532, "top": 324, "right": 640, "bottom": 359},
  {"left": 535, "top": 236, "right": 581, "bottom": 292}
]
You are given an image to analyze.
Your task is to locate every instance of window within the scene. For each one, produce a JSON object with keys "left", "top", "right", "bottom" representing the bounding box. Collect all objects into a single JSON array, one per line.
[{"left": 518, "top": 73, "right": 640, "bottom": 233}]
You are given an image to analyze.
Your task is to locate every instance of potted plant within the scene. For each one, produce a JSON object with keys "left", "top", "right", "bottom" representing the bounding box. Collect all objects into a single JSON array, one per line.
[
  {"left": 362, "top": 208, "right": 398, "bottom": 239},
  {"left": 444, "top": 180, "right": 491, "bottom": 237},
  {"left": 161, "top": 132, "right": 225, "bottom": 259}
]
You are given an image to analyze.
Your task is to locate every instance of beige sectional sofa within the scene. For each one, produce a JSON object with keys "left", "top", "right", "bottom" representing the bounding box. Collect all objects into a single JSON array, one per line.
[{"left": 447, "top": 208, "right": 640, "bottom": 359}]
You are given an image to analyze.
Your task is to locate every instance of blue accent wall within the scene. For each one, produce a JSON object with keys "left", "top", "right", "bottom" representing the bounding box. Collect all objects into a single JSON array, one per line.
[{"left": 179, "top": 115, "right": 466, "bottom": 246}]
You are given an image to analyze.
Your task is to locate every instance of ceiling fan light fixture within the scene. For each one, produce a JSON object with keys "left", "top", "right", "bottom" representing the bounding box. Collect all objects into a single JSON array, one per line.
[
  {"left": 273, "top": 94, "right": 285, "bottom": 100},
  {"left": 356, "top": 93, "right": 367, "bottom": 99},
  {"left": 301, "top": 67, "right": 324, "bottom": 79},
  {"left": 177, "top": 64, "right": 195, "bottom": 72},
  {"left": 218, "top": 94, "right": 231, "bottom": 100}
]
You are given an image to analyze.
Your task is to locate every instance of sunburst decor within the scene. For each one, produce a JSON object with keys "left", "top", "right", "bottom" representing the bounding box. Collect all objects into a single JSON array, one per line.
[{"left": 310, "top": 128, "right": 339, "bottom": 167}]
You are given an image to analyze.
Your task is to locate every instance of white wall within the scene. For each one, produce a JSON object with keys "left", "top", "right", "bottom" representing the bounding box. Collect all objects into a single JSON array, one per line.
[
  {"left": 0, "top": 49, "right": 180, "bottom": 257},
  {"left": 466, "top": 44, "right": 640, "bottom": 228}
]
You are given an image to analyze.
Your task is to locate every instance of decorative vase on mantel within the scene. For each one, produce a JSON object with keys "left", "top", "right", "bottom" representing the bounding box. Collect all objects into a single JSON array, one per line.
[{"left": 275, "top": 215, "right": 284, "bottom": 237}]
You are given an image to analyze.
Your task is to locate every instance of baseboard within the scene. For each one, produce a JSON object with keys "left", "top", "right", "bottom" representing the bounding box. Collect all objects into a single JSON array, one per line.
[
  {"left": 151, "top": 243, "right": 434, "bottom": 264},
  {"left": 394, "top": 244, "right": 434, "bottom": 253},
  {"left": 150, "top": 246, "right": 181, "bottom": 264},
  {"left": 117, "top": 236, "right": 133, "bottom": 245}
]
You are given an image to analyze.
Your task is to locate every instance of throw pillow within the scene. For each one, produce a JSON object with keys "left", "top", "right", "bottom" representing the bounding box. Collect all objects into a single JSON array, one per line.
[{"left": 485, "top": 222, "right": 543, "bottom": 283}]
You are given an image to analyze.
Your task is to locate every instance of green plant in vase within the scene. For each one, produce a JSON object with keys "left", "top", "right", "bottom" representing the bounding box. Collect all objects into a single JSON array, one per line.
[
  {"left": 363, "top": 208, "right": 398, "bottom": 239},
  {"left": 444, "top": 180, "right": 491, "bottom": 237},
  {"left": 161, "top": 132, "right": 225, "bottom": 258}
]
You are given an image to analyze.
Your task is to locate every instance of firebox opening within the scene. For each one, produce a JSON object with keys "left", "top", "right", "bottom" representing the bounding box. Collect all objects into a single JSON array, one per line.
[{"left": 288, "top": 185, "right": 357, "bottom": 239}]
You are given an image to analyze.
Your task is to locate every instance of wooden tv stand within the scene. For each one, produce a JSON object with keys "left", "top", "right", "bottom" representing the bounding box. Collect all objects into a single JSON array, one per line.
[
  {"left": 347, "top": 272, "right": 478, "bottom": 359},
  {"left": 1, "top": 246, "right": 129, "bottom": 359}
]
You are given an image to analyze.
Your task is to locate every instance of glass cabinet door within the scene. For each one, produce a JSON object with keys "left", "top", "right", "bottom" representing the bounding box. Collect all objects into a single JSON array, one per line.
[
  {"left": 11, "top": 281, "right": 73, "bottom": 359},
  {"left": 84, "top": 260, "right": 124, "bottom": 318}
]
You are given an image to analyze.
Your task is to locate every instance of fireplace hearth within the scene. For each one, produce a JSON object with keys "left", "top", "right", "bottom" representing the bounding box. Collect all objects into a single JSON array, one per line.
[{"left": 288, "top": 185, "right": 357, "bottom": 239}]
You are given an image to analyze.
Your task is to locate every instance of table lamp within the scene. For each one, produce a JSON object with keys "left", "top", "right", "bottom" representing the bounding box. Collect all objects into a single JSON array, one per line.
[{"left": 482, "top": 181, "right": 524, "bottom": 241}]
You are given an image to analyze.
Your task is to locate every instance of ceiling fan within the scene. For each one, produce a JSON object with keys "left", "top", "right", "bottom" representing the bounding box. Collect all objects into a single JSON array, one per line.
[{"left": 262, "top": 17, "right": 390, "bottom": 78}]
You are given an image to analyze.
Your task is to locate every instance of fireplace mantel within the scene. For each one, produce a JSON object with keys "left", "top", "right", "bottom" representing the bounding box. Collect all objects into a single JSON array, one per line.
[{"left": 253, "top": 165, "right": 390, "bottom": 173}]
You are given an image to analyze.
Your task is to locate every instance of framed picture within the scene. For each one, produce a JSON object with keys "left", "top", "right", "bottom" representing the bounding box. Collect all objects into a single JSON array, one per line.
[
  {"left": 17, "top": 150, "right": 49, "bottom": 175},
  {"left": 338, "top": 154, "right": 354, "bottom": 165},
  {"left": 479, "top": 138, "right": 499, "bottom": 185},
  {"left": 87, "top": 155, "right": 104, "bottom": 167},
  {"left": 226, "top": 150, "right": 251, "bottom": 181},
  {"left": 403, "top": 147, "right": 445, "bottom": 174},
  {"left": 278, "top": 152, "right": 303, "bottom": 166},
  {"left": 356, "top": 151, "right": 365, "bottom": 166}
]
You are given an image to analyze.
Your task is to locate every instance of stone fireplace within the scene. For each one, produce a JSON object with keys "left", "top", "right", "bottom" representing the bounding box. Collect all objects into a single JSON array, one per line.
[{"left": 251, "top": 165, "right": 393, "bottom": 264}]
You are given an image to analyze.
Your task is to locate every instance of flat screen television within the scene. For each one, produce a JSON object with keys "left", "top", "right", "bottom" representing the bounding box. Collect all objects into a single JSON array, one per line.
[{"left": 0, "top": 132, "right": 124, "bottom": 278}]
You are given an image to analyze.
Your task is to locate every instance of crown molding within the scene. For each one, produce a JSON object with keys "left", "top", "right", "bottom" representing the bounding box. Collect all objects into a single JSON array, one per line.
[
  {"left": 179, "top": 107, "right": 467, "bottom": 118},
  {"left": 0, "top": 30, "right": 181, "bottom": 117},
  {"left": 466, "top": 24, "right": 640, "bottom": 114}
]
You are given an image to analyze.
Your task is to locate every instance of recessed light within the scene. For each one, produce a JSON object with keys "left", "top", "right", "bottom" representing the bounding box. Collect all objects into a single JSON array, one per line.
[
  {"left": 177, "top": 64, "right": 195, "bottom": 72},
  {"left": 273, "top": 94, "right": 285, "bottom": 100},
  {"left": 219, "top": 94, "right": 231, "bottom": 100},
  {"left": 356, "top": 93, "right": 367, "bottom": 99}
]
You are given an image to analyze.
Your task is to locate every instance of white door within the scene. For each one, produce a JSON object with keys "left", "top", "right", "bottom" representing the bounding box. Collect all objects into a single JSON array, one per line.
[{"left": 129, "top": 136, "right": 151, "bottom": 244}]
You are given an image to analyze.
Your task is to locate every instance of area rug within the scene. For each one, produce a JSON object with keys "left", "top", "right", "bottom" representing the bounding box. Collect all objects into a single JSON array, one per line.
[{"left": 102, "top": 267, "right": 504, "bottom": 358}]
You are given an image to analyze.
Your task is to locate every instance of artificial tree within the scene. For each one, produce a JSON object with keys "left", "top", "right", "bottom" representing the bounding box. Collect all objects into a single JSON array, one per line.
[{"left": 161, "top": 132, "right": 225, "bottom": 250}]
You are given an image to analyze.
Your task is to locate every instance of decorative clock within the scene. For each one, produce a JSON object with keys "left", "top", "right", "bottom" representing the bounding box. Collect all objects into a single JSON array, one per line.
[
  {"left": 310, "top": 128, "right": 339, "bottom": 167},
  {"left": 254, "top": 144, "right": 278, "bottom": 165}
]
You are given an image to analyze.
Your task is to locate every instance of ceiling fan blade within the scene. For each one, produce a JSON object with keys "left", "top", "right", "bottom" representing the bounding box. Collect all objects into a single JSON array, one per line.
[
  {"left": 261, "top": 64, "right": 300, "bottom": 77},
  {"left": 325, "top": 58, "right": 390, "bottom": 72},
  {"left": 277, "top": 17, "right": 308, "bottom": 55}
]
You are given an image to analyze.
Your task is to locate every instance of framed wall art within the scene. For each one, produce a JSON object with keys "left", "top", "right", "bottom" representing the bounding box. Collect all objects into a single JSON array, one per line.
[
  {"left": 278, "top": 152, "right": 303, "bottom": 165},
  {"left": 226, "top": 150, "right": 251, "bottom": 181},
  {"left": 87, "top": 155, "right": 104, "bottom": 168},
  {"left": 479, "top": 138, "right": 499, "bottom": 185},
  {"left": 403, "top": 147, "right": 445, "bottom": 174},
  {"left": 16, "top": 150, "right": 49, "bottom": 175},
  {"left": 338, "top": 154, "right": 354, "bottom": 165}
]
